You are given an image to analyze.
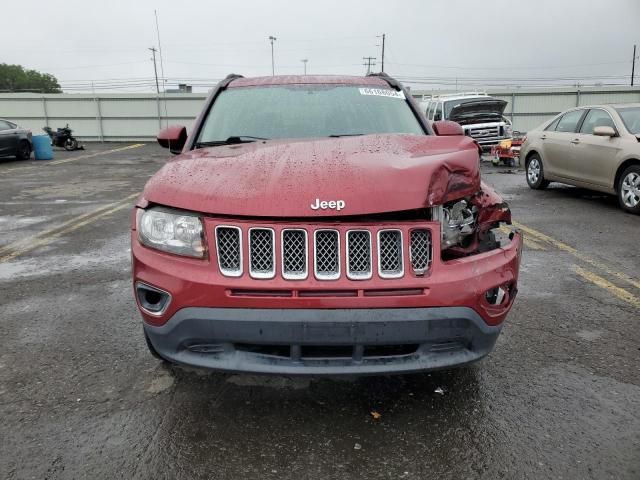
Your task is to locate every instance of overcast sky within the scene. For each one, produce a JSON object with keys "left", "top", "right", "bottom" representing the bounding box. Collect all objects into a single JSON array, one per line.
[{"left": 2, "top": 0, "right": 639, "bottom": 92}]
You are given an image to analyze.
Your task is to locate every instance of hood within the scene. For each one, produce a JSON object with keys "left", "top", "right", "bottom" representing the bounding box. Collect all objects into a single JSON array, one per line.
[
  {"left": 141, "top": 134, "right": 481, "bottom": 217},
  {"left": 448, "top": 99, "right": 508, "bottom": 122}
]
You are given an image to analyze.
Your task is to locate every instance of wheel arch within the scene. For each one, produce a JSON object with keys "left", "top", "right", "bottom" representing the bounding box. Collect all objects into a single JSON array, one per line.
[
  {"left": 16, "top": 138, "right": 31, "bottom": 159},
  {"left": 614, "top": 158, "right": 640, "bottom": 192},
  {"left": 524, "top": 149, "right": 541, "bottom": 167}
]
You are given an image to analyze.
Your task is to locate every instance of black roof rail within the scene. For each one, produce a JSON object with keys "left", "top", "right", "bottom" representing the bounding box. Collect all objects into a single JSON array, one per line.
[
  {"left": 367, "top": 72, "right": 403, "bottom": 90},
  {"left": 220, "top": 74, "right": 244, "bottom": 88}
]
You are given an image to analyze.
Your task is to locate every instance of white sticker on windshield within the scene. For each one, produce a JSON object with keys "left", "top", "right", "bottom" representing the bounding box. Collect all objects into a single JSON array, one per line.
[{"left": 359, "top": 87, "right": 405, "bottom": 99}]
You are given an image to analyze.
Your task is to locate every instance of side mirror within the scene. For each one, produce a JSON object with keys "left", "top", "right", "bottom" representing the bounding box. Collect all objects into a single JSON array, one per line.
[
  {"left": 593, "top": 126, "right": 616, "bottom": 137},
  {"left": 157, "top": 125, "right": 188, "bottom": 154},
  {"left": 433, "top": 120, "right": 464, "bottom": 136}
]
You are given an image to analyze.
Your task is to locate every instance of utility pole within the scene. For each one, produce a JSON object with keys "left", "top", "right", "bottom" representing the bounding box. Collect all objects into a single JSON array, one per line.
[
  {"left": 269, "top": 36, "right": 277, "bottom": 76},
  {"left": 380, "top": 34, "right": 386, "bottom": 72},
  {"left": 301, "top": 58, "right": 308, "bottom": 75},
  {"left": 363, "top": 56, "right": 376, "bottom": 75},
  {"left": 149, "top": 47, "right": 160, "bottom": 93},
  {"left": 632, "top": 44, "right": 637, "bottom": 87}
]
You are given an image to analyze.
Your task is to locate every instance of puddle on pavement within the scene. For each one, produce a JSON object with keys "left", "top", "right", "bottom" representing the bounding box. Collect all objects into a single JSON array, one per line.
[
  {"left": 145, "top": 372, "right": 175, "bottom": 394},
  {"left": 0, "top": 234, "right": 130, "bottom": 282},
  {"left": 19, "top": 180, "right": 131, "bottom": 200},
  {"left": 0, "top": 215, "right": 51, "bottom": 230},
  {"left": 576, "top": 330, "right": 604, "bottom": 341}
]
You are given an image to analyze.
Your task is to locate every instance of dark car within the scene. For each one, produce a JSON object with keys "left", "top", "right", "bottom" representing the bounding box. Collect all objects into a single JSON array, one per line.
[{"left": 0, "top": 119, "right": 32, "bottom": 160}]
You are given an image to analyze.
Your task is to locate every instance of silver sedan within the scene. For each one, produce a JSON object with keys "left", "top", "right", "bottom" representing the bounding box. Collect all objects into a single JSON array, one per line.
[{"left": 520, "top": 104, "right": 640, "bottom": 214}]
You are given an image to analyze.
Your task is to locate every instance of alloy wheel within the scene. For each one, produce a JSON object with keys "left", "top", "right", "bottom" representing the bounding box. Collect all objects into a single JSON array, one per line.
[
  {"left": 527, "top": 158, "right": 541, "bottom": 184},
  {"left": 621, "top": 172, "right": 640, "bottom": 208}
]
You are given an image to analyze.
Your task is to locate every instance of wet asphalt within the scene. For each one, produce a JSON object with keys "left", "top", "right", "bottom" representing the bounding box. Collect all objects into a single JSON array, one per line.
[{"left": 0, "top": 144, "right": 638, "bottom": 480}]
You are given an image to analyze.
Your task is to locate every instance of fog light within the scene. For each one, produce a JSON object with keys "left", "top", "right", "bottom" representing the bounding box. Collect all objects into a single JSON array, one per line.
[
  {"left": 135, "top": 282, "right": 171, "bottom": 315},
  {"left": 485, "top": 286, "right": 507, "bottom": 305}
]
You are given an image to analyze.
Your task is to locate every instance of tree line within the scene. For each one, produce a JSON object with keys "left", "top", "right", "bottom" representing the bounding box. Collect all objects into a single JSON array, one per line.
[{"left": 0, "top": 63, "right": 62, "bottom": 93}]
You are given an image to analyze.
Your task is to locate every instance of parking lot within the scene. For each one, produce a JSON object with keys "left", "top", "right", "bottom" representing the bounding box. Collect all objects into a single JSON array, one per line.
[{"left": 1, "top": 144, "right": 639, "bottom": 479}]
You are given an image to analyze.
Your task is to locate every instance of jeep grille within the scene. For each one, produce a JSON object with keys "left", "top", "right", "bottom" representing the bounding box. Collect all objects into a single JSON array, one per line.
[
  {"left": 346, "top": 230, "right": 372, "bottom": 280},
  {"left": 214, "top": 225, "right": 431, "bottom": 280},
  {"left": 410, "top": 229, "right": 431, "bottom": 274},
  {"left": 314, "top": 230, "right": 340, "bottom": 280},
  {"left": 282, "top": 229, "right": 308, "bottom": 280},
  {"left": 215, "top": 226, "right": 242, "bottom": 277},
  {"left": 378, "top": 230, "right": 404, "bottom": 278},
  {"left": 248, "top": 228, "right": 275, "bottom": 278}
]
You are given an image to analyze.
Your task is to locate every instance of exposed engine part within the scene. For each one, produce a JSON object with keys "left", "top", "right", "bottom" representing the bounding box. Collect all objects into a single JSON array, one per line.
[
  {"left": 477, "top": 229, "right": 499, "bottom": 252},
  {"left": 440, "top": 200, "right": 477, "bottom": 249}
]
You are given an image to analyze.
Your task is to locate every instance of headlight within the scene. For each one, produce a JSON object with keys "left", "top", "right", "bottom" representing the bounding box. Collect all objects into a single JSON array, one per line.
[
  {"left": 440, "top": 199, "right": 477, "bottom": 249},
  {"left": 504, "top": 124, "right": 513, "bottom": 137},
  {"left": 138, "top": 208, "right": 206, "bottom": 258}
]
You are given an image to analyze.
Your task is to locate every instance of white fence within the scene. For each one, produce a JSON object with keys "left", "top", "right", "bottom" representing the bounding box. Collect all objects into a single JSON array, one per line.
[
  {"left": 0, "top": 93, "right": 208, "bottom": 141},
  {"left": 1, "top": 86, "right": 639, "bottom": 141},
  {"left": 487, "top": 86, "right": 640, "bottom": 132}
]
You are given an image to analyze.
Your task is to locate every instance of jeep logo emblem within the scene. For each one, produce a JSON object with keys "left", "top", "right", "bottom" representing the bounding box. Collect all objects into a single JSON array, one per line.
[{"left": 310, "top": 198, "right": 345, "bottom": 211}]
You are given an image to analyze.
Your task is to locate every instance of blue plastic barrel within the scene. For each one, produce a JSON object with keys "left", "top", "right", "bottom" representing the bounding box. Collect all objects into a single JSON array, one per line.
[{"left": 32, "top": 135, "right": 53, "bottom": 160}]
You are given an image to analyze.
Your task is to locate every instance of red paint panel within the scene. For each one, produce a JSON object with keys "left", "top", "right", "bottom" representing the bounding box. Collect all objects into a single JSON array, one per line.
[{"left": 141, "top": 134, "right": 481, "bottom": 216}]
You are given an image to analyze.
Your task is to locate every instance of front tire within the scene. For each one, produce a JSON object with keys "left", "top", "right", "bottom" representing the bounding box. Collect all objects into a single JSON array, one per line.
[
  {"left": 618, "top": 165, "right": 640, "bottom": 214},
  {"left": 64, "top": 138, "right": 78, "bottom": 151},
  {"left": 16, "top": 140, "right": 31, "bottom": 160},
  {"left": 526, "top": 154, "right": 550, "bottom": 189}
]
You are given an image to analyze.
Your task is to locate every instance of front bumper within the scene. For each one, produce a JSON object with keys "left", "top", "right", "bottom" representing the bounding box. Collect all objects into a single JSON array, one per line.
[
  {"left": 144, "top": 306, "right": 502, "bottom": 375},
  {"left": 133, "top": 214, "right": 522, "bottom": 374}
]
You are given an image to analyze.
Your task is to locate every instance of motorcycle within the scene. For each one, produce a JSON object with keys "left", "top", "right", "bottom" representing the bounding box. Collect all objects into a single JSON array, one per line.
[{"left": 43, "top": 124, "right": 81, "bottom": 151}]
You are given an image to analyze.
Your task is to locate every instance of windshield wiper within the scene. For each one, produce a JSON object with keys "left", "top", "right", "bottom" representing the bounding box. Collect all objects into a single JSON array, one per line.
[
  {"left": 328, "top": 133, "right": 365, "bottom": 138},
  {"left": 194, "top": 136, "right": 269, "bottom": 148}
]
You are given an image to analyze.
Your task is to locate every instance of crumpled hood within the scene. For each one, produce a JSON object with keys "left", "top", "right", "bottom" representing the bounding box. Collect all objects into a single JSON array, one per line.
[
  {"left": 448, "top": 99, "right": 507, "bottom": 122},
  {"left": 141, "top": 134, "right": 481, "bottom": 217}
]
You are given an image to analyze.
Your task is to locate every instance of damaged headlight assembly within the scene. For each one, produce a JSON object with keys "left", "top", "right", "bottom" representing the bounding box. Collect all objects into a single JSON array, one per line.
[
  {"left": 434, "top": 199, "right": 478, "bottom": 249},
  {"left": 138, "top": 208, "right": 206, "bottom": 258}
]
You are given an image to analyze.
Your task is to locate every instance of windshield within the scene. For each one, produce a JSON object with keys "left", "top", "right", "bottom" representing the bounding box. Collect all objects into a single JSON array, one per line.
[
  {"left": 196, "top": 84, "right": 425, "bottom": 142},
  {"left": 615, "top": 106, "right": 640, "bottom": 134}
]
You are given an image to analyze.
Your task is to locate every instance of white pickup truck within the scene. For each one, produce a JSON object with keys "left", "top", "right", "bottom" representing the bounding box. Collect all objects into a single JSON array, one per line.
[{"left": 421, "top": 92, "right": 512, "bottom": 151}]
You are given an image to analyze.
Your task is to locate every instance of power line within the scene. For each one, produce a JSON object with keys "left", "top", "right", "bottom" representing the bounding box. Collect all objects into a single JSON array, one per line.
[
  {"left": 396, "top": 74, "right": 631, "bottom": 81},
  {"left": 386, "top": 60, "right": 633, "bottom": 71},
  {"left": 154, "top": 10, "right": 166, "bottom": 88}
]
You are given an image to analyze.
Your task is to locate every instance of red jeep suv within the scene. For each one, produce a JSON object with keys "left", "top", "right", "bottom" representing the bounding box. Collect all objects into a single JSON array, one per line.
[{"left": 131, "top": 73, "right": 522, "bottom": 375}]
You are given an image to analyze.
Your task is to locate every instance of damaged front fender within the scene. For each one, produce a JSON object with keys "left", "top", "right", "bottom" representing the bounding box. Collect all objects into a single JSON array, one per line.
[
  {"left": 441, "top": 181, "right": 512, "bottom": 258},
  {"left": 472, "top": 182, "right": 512, "bottom": 228}
]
